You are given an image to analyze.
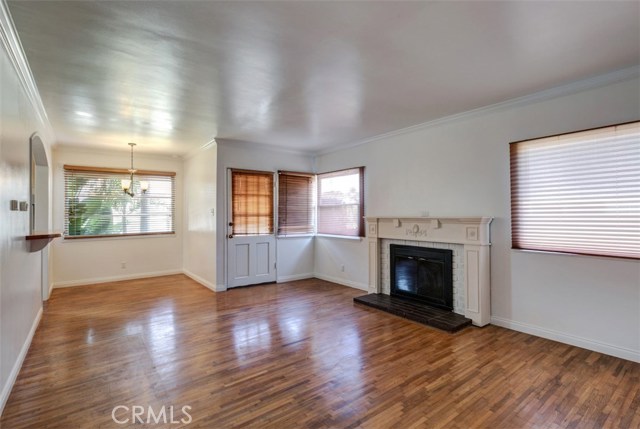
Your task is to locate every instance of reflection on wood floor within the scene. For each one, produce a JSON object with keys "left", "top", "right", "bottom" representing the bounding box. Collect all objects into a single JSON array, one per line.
[{"left": 1, "top": 275, "right": 638, "bottom": 428}]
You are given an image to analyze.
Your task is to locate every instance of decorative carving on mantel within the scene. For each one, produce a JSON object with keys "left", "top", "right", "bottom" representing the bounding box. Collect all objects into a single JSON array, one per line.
[
  {"left": 365, "top": 216, "right": 493, "bottom": 327},
  {"left": 406, "top": 224, "right": 428, "bottom": 238}
]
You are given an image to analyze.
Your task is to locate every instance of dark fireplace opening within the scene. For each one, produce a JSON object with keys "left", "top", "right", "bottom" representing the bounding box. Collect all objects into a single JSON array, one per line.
[{"left": 390, "top": 244, "right": 453, "bottom": 311}]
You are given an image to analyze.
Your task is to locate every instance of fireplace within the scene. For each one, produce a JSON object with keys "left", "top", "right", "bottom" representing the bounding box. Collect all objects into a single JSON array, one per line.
[
  {"left": 390, "top": 244, "right": 453, "bottom": 311},
  {"left": 365, "top": 217, "right": 493, "bottom": 326}
]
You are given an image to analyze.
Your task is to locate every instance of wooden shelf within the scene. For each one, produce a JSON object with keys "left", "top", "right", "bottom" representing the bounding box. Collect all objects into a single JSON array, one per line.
[
  {"left": 26, "top": 232, "right": 62, "bottom": 240},
  {"left": 25, "top": 232, "right": 61, "bottom": 252}
]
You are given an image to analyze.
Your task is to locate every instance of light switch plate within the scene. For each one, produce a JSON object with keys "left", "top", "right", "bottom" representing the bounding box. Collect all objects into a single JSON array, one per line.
[
  {"left": 10, "top": 200, "right": 18, "bottom": 211},
  {"left": 19, "top": 201, "right": 28, "bottom": 211}
]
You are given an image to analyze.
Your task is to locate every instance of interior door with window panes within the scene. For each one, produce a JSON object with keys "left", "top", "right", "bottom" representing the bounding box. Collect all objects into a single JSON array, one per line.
[{"left": 226, "top": 169, "right": 276, "bottom": 287}]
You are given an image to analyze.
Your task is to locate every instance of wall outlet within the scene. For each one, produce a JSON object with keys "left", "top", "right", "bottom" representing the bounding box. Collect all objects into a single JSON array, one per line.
[{"left": 121, "top": 262, "right": 126, "bottom": 269}]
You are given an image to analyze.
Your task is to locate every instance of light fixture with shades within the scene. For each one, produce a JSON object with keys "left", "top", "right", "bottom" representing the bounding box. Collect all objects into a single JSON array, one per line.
[{"left": 121, "top": 142, "right": 149, "bottom": 197}]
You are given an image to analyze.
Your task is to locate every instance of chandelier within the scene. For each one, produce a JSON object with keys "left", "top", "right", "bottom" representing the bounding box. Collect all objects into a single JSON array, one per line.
[{"left": 121, "top": 142, "right": 149, "bottom": 197}]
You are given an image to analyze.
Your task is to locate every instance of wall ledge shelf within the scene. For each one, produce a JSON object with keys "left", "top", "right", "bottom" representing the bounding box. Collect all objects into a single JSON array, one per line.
[{"left": 26, "top": 232, "right": 61, "bottom": 252}]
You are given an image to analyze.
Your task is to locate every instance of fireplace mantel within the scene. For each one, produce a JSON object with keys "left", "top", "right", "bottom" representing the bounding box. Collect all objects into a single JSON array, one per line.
[{"left": 366, "top": 216, "right": 493, "bottom": 326}]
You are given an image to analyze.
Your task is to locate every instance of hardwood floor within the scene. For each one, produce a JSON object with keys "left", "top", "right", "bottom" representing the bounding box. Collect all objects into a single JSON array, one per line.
[{"left": 1, "top": 275, "right": 638, "bottom": 428}]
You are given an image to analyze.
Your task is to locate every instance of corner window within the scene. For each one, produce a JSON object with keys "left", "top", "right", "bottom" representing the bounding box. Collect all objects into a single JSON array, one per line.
[
  {"left": 510, "top": 121, "right": 639, "bottom": 259},
  {"left": 277, "top": 171, "right": 315, "bottom": 236},
  {"left": 64, "top": 165, "right": 175, "bottom": 238},
  {"left": 317, "top": 167, "right": 365, "bottom": 237}
]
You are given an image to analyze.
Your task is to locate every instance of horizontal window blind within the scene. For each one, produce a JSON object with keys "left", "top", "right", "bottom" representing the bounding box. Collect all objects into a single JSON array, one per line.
[
  {"left": 278, "top": 171, "right": 314, "bottom": 236},
  {"left": 510, "top": 121, "right": 639, "bottom": 259},
  {"left": 232, "top": 170, "right": 274, "bottom": 235},
  {"left": 64, "top": 166, "right": 175, "bottom": 238},
  {"left": 317, "top": 167, "right": 364, "bottom": 237}
]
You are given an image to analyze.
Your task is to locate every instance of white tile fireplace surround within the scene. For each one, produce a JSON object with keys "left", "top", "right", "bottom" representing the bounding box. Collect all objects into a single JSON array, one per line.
[{"left": 366, "top": 217, "right": 493, "bottom": 326}]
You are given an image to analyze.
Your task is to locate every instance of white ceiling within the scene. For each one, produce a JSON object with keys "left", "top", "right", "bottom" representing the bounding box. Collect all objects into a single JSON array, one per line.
[{"left": 8, "top": 1, "right": 640, "bottom": 156}]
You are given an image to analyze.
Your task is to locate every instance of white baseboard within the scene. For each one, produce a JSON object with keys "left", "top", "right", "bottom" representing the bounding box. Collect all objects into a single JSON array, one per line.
[
  {"left": 313, "top": 273, "right": 368, "bottom": 291},
  {"left": 182, "top": 269, "right": 226, "bottom": 292},
  {"left": 52, "top": 269, "right": 184, "bottom": 288},
  {"left": 277, "top": 273, "right": 314, "bottom": 283},
  {"left": 0, "top": 306, "right": 42, "bottom": 415},
  {"left": 491, "top": 316, "right": 640, "bottom": 363}
]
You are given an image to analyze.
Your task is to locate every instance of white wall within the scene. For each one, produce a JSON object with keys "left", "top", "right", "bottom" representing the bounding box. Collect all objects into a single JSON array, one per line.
[
  {"left": 314, "top": 76, "right": 640, "bottom": 362},
  {"left": 183, "top": 145, "right": 218, "bottom": 290},
  {"left": 276, "top": 236, "right": 315, "bottom": 282},
  {"left": 51, "top": 147, "right": 183, "bottom": 286},
  {"left": 215, "top": 141, "right": 315, "bottom": 287},
  {"left": 0, "top": 21, "right": 53, "bottom": 412},
  {"left": 314, "top": 236, "right": 368, "bottom": 290}
]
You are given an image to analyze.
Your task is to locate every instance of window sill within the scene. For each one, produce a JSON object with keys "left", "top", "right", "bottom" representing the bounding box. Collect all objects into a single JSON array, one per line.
[
  {"left": 277, "top": 234, "right": 315, "bottom": 239},
  {"left": 63, "top": 232, "right": 176, "bottom": 242},
  {"left": 315, "top": 234, "right": 363, "bottom": 241},
  {"left": 511, "top": 248, "right": 639, "bottom": 262}
]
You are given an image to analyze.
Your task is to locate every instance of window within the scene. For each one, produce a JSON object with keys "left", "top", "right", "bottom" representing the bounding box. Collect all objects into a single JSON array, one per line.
[
  {"left": 317, "top": 167, "right": 364, "bottom": 237},
  {"left": 64, "top": 165, "right": 175, "bottom": 238},
  {"left": 277, "top": 171, "right": 314, "bottom": 236},
  {"left": 510, "top": 121, "right": 639, "bottom": 259},
  {"left": 231, "top": 170, "right": 274, "bottom": 235}
]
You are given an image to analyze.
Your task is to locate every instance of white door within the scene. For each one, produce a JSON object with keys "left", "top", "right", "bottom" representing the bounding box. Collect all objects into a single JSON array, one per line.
[
  {"left": 227, "top": 235, "right": 276, "bottom": 287},
  {"left": 226, "top": 169, "right": 277, "bottom": 288}
]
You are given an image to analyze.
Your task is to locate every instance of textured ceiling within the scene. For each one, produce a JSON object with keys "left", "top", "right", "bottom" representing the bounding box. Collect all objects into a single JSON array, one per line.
[{"left": 8, "top": 1, "right": 640, "bottom": 156}]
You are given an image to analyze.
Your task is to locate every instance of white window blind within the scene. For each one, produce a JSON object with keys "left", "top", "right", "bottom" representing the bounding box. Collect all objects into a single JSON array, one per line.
[
  {"left": 64, "top": 166, "right": 175, "bottom": 238},
  {"left": 278, "top": 171, "right": 315, "bottom": 236},
  {"left": 317, "top": 167, "right": 364, "bottom": 237},
  {"left": 510, "top": 121, "right": 639, "bottom": 259}
]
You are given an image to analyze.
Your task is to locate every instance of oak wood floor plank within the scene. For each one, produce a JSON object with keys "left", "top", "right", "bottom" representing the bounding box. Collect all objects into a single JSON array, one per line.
[{"left": 1, "top": 275, "right": 638, "bottom": 428}]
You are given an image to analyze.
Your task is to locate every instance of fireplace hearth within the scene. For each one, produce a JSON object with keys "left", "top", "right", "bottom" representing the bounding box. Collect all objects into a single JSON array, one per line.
[
  {"left": 353, "top": 293, "right": 471, "bottom": 332},
  {"left": 354, "top": 243, "right": 470, "bottom": 332}
]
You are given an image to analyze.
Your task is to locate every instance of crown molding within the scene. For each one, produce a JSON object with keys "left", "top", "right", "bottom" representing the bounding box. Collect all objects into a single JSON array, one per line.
[
  {"left": 182, "top": 138, "right": 217, "bottom": 160},
  {"left": 0, "top": 1, "right": 56, "bottom": 143},
  {"left": 316, "top": 65, "right": 640, "bottom": 157},
  {"left": 216, "top": 138, "right": 315, "bottom": 157},
  {"left": 182, "top": 137, "right": 315, "bottom": 161}
]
